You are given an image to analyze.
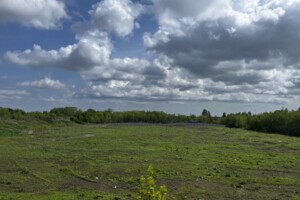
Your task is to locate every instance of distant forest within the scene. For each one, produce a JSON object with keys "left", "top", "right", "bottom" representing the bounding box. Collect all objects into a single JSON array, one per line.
[{"left": 0, "top": 107, "right": 299, "bottom": 137}]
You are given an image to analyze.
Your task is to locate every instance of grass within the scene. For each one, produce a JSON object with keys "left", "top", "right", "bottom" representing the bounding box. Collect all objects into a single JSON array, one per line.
[{"left": 0, "top": 120, "right": 299, "bottom": 199}]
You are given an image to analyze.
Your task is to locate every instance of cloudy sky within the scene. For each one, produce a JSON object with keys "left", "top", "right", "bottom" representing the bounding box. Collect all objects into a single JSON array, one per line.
[{"left": 1, "top": 0, "right": 300, "bottom": 115}]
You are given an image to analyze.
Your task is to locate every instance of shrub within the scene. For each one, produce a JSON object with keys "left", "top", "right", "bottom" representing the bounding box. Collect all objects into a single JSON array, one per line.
[{"left": 137, "top": 165, "right": 167, "bottom": 200}]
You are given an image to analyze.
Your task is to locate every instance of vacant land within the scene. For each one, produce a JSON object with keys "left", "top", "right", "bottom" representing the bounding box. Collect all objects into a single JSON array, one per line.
[{"left": 0, "top": 120, "right": 299, "bottom": 199}]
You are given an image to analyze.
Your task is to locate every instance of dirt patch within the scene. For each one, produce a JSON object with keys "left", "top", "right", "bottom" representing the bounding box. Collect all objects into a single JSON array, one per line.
[{"left": 58, "top": 178, "right": 114, "bottom": 192}]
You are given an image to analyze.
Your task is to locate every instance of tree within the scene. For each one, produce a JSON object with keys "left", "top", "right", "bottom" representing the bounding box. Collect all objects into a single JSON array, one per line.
[
  {"left": 222, "top": 112, "right": 226, "bottom": 118},
  {"left": 0, "top": 107, "right": 10, "bottom": 119},
  {"left": 202, "top": 109, "right": 210, "bottom": 117},
  {"left": 50, "top": 107, "right": 79, "bottom": 118},
  {"left": 199, "top": 109, "right": 212, "bottom": 123},
  {"left": 11, "top": 109, "right": 25, "bottom": 120}
]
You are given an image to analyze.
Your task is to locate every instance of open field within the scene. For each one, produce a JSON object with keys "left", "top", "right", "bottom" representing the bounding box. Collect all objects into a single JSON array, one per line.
[{"left": 0, "top": 120, "right": 299, "bottom": 199}]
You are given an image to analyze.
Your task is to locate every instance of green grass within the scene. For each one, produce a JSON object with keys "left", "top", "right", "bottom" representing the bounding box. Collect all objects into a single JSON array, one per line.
[{"left": 0, "top": 120, "right": 299, "bottom": 199}]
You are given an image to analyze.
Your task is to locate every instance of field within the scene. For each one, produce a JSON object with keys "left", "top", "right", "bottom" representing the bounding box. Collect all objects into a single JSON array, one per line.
[{"left": 0, "top": 120, "right": 299, "bottom": 200}]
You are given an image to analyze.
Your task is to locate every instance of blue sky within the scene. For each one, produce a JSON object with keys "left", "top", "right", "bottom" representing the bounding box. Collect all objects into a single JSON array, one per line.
[{"left": 1, "top": 0, "right": 300, "bottom": 115}]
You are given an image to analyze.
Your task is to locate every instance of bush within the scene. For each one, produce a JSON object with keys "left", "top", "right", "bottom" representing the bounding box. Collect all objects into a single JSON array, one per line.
[{"left": 137, "top": 165, "right": 167, "bottom": 200}]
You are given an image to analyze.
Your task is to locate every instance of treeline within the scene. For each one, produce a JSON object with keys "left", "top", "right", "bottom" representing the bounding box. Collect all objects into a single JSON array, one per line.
[
  {"left": 222, "top": 109, "right": 300, "bottom": 137},
  {"left": 1, "top": 106, "right": 299, "bottom": 136},
  {"left": 0, "top": 107, "right": 216, "bottom": 124}
]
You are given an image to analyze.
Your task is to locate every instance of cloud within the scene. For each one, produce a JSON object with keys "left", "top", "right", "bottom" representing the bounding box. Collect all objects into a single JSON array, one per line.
[
  {"left": 149, "top": 0, "right": 297, "bottom": 38},
  {"left": 139, "top": 0, "right": 300, "bottom": 104},
  {"left": 0, "top": 76, "right": 8, "bottom": 80},
  {"left": 89, "top": 0, "right": 143, "bottom": 37},
  {"left": 18, "top": 77, "right": 66, "bottom": 89},
  {"left": 74, "top": 46, "right": 299, "bottom": 104},
  {"left": 3, "top": 0, "right": 300, "bottom": 106},
  {"left": 145, "top": 0, "right": 300, "bottom": 86},
  {"left": 0, "top": 89, "right": 29, "bottom": 100},
  {"left": 0, "top": 0, "right": 68, "bottom": 29},
  {"left": 3, "top": 0, "right": 144, "bottom": 71},
  {"left": 79, "top": 57, "right": 170, "bottom": 100},
  {"left": 151, "top": 0, "right": 231, "bottom": 36},
  {"left": 77, "top": 56, "right": 182, "bottom": 101},
  {"left": 81, "top": 57, "right": 151, "bottom": 82},
  {"left": 76, "top": 78, "right": 290, "bottom": 104},
  {"left": 5, "top": 30, "right": 111, "bottom": 71}
]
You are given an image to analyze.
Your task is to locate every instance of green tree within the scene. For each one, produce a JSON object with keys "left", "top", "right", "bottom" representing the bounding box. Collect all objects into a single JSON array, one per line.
[
  {"left": 0, "top": 107, "right": 10, "bottom": 119},
  {"left": 11, "top": 109, "right": 25, "bottom": 120},
  {"left": 199, "top": 109, "right": 212, "bottom": 123}
]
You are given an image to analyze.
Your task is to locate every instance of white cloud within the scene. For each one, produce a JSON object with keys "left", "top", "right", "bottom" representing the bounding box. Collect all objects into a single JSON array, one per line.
[
  {"left": 145, "top": 0, "right": 300, "bottom": 45},
  {"left": 76, "top": 53, "right": 299, "bottom": 104},
  {"left": 5, "top": 30, "right": 111, "bottom": 71},
  {"left": 81, "top": 57, "right": 151, "bottom": 82},
  {"left": 0, "top": 89, "right": 29, "bottom": 100},
  {"left": 141, "top": 0, "right": 300, "bottom": 104},
  {"left": 0, "top": 0, "right": 68, "bottom": 29},
  {"left": 18, "top": 77, "right": 66, "bottom": 89},
  {"left": 151, "top": 0, "right": 231, "bottom": 37},
  {"left": 89, "top": 0, "right": 143, "bottom": 37},
  {"left": 3, "top": 0, "right": 145, "bottom": 71},
  {"left": 230, "top": 0, "right": 291, "bottom": 26}
]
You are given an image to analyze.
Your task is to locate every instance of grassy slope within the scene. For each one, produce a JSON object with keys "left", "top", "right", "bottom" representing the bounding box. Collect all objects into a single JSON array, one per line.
[{"left": 0, "top": 120, "right": 299, "bottom": 200}]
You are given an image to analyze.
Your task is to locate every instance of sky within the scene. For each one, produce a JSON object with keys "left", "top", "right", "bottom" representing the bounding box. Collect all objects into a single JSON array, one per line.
[{"left": 0, "top": 0, "right": 300, "bottom": 115}]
